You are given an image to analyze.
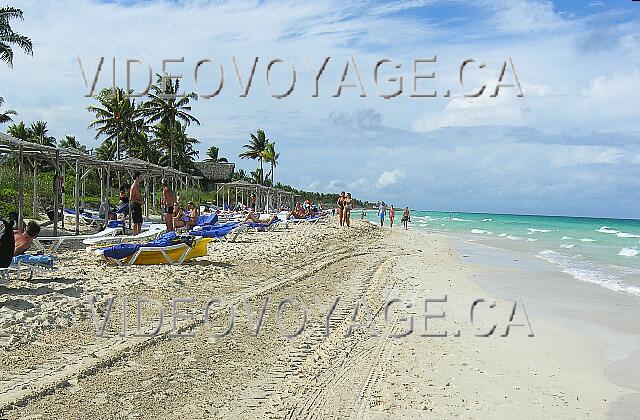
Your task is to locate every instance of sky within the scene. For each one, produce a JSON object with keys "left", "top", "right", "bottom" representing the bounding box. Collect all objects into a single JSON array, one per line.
[{"left": 1, "top": 0, "right": 639, "bottom": 218}]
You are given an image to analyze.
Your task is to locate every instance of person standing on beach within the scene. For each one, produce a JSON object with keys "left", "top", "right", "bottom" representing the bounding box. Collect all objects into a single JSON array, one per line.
[
  {"left": 343, "top": 193, "right": 353, "bottom": 227},
  {"left": 378, "top": 202, "right": 386, "bottom": 227},
  {"left": 402, "top": 207, "right": 410, "bottom": 230},
  {"left": 161, "top": 180, "right": 177, "bottom": 232},
  {"left": 129, "top": 172, "right": 144, "bottom": 235},
  {"left": 337, "top": 192, "right": 345, "bottom": 226},
  {"left": 389, "top": 205, "right": 395, "bottom": 228}
]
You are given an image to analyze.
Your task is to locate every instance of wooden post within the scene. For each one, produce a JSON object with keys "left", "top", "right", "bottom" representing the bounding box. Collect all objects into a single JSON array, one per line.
[
  {"left": 17, "top": 145, "right": 25, "bottom": 232},
  {"left": 53, "top": 149, "right": 60, "bottom": 236},
  {"left": 74, "top": 159, "right": 80, "bottom": 235},
  {"left": 32, "top": 160, "right": 37, "bottom": 219}
]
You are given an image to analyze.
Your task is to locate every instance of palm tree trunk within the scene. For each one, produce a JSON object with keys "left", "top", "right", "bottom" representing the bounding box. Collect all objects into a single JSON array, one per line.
[
  {"left": 170, "top": 119, "right": 174, "bottom": 169},
  {"left": 259, "top": 159, "right": 263, "bottom": 185}
]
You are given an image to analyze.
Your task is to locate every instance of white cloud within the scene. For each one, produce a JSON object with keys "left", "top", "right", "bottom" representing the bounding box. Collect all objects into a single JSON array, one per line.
[{"left": 374, "top": 169, "right": 405, "bottom": 189}]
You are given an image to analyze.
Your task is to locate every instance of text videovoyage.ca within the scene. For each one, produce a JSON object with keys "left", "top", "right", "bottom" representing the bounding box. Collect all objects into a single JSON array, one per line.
[
  {"left": 78, "top": 55, "right": 525, "bottom": 100},
  {"left": 87, "top": 294, "right": 535, "bottom": 339}
]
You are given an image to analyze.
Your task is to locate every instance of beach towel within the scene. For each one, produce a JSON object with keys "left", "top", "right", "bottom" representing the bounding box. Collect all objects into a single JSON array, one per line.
[
  {"left": 12, "top": 254, "right": 54, "bottom": 268},
  {"left": 0, "top": 219, "right": 15, "bottom": 268}
]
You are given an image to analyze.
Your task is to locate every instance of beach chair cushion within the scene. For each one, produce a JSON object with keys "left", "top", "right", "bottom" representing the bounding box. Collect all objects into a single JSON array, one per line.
[
  {"left": 12, "top": 254, "right": 54, "bottom": 268},
  {"left": 100, "top": 231, "right": 184, "bottom": 260},
  {"left": 197, "top": 214, "right": 218, "bottom": 226},
  {"left": 190, "top": 223, "right": 238, "bottom": 238}
]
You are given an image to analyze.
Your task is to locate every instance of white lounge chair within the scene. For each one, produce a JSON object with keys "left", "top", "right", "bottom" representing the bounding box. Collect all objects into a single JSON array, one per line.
[
  {"left": 34, "top": 226, "right": 123, "bottom": 253},
  {"left": 83, "top": 224, "right": 166, "bottom": 246}
]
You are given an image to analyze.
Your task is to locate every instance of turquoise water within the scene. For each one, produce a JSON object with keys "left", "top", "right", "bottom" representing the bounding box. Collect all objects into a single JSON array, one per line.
[{"left": 357, "top": 210, "right": 640, "bottom": 296}]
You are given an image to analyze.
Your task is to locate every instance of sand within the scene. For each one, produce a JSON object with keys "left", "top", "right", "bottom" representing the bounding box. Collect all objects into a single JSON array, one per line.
[{"left": 0, "top": 219, "right": 636, "bottom": 418}]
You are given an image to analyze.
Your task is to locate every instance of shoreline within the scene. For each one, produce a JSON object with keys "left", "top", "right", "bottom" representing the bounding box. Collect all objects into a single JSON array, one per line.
[{"left": 0, "top": 219, "right": 637, "bottom": 417}]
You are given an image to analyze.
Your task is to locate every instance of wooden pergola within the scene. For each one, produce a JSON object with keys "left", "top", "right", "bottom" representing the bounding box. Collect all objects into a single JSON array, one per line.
[
  {"left": 214, "top": 180, "right": 296, "bottom": 212},
  {"left": 0, "top": 133, "right": 200, "bottom": 236}
]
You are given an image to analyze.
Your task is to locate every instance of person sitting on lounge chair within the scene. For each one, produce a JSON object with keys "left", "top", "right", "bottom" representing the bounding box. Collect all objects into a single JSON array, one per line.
[
  {"left": 184, "top": 201, "right": 199, "bottom": 231},
  {"left": 289, "top": 203, "right": 306, "bottom": 219},
  {"left": 245, "top": 210, "right": 278, "bottom": 224},
  {"left": 14, "top": 221, "right": 41, "bottom": 256},
  {"left": 173, "top": 206, "right": 187, "bottom": 230}
]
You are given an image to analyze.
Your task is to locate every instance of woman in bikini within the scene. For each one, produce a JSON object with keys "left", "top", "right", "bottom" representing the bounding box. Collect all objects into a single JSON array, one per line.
[
  {"left": 184, "top": 201, "right": 199, "bottom": 232},
  {"left": 389, "top": 205, "right": 395, "bottom": 228},
  {"left": 336, "top": 191, "right": 346, "bottom": 226},
  {"left": 343, "top": 192, "right": 353, "bottom": 227}
]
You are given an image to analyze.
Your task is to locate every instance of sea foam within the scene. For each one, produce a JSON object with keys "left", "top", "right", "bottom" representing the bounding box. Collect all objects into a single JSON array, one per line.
[
  {"left": 616, "top": 232, "right": 640, "bottom": 238},
  {"left": 537, "top": 250, "right": 640, "bottom": 296},
  {"left": 619, "top": 248, "right": 639, "bottom": 257},
  {"left": 598, "top": 226, "right": 619, "bottom": 234},
  {"left": 471, "top": 229, "right": 493, "bottom": 235}
]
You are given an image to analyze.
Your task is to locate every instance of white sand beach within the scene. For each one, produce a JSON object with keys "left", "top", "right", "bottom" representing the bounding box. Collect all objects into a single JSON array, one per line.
[{"left": 1, "top": 219, "right": 637, "bottom": 419}]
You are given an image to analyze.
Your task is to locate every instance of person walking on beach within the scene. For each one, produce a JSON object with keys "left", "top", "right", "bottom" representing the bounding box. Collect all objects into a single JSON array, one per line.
[
  {"left": 161, "top": 180, "right": 177, "bottom": 232},
  {"left": 343, "top": 192, "right": 353, "bottom": 227},
  {"left": 402, "top": 207, "right": 410, "bottom": 230},
  {"left": 389, "top": 205, "right": 395, "bottom": 228},
  {"left": 129, "top": 172, "right": 144, "bottom": 235},
  {"left": 378, "top": 202, "right": 387, "bottom": 227},
  {"left": 337, "top": 191, "right": 345, "bottom": 226}
]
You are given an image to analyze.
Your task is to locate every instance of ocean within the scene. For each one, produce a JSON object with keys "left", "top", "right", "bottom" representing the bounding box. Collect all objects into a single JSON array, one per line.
[{"left": 356, "top": 210, "right": 640, "bottom": 296}]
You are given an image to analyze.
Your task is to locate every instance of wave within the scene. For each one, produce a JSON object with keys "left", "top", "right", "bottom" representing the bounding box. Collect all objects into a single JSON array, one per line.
[
  {"left": 619, "top": 248, "right": 639, "bottom": 257},
  {"left": 579, "top": 238, "right": 596, "bottom": 242},
  {"left": 471, "top": 229, "right": 493, "bottom": 235},
  {"left": 526, "top": 238, "right": 538, "bottom": 242},
  {"left": 482, "top": 218, "right": 493, "bottom": 222},
  {"left": 560, "top": 244, "right": 575, "bottom": 249},
  {"left": 598, "top": 226, "right": 619, "bottom": 234},
  {"left": 561, "top": 236, "right": 574, "bottom": 241},
  {"left": 537, "top": 250, "right": 640, "bottom": 296},
  {"left": 450, "top": 217, "right": 471, "bottom": 222},
  {"left": 498, "top": 233, "right": 507, "bottom": 237},
  {"left": 616, "top": 232, "right": 640, "bottom": 238},
  {"left": 506, "top": 235, "right": 522, "bottom": 241},
  {"left": 527, "top": 228, "right": 551, "bottom": 234}
]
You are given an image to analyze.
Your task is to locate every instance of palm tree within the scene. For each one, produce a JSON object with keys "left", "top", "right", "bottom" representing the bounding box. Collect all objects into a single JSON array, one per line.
[
  {"left": 239, "top": 129, "right": 269, "bottom": 184},
  {"left": 29, "top": 121, "right": 55, "bottom": 146},
  {"left": 141, "top": 74, "right": 200, "bottom": 169},
  {"left": 88, "top": 87, "right": 140, "bottom": 161},
  {"left": 0, "top": 97, "right": 17, "bottom": 124},
  {"left": 153, "top": 120, "right": 199, "bottom": 171},
  {"left": 6, "top": 121, "right": 29, "bottom": 140},
  {"left": 58, "top": 135, "right": 88, "bottom": 153},
  {"left": 205, "top": 145, "right": 228, "bottom": 163},
  {"left": 0, "top": 6, "right": 33, "bottom": 68},
  {"left": 262, "top": 141, "right": 279, "bottom": 186}
]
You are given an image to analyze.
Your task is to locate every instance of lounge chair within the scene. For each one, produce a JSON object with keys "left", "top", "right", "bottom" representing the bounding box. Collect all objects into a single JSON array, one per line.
[
  {"left": 83, "top": 223, "right": 166, "bottom": 246},
  {"left": 34, "top": 226, "right": 123, "bottom": 253},
  {"left": 246, "top": 218, "right": 280, "bottom": 232},
  {"left": 64, "top": 209, "right": 102, "bottom": 227},
  {"left": 95, "top": 232, "right": 211, "bottom": 266},
  {"left": 191, "top": 222, "right": 248, "bottom": 242},
  {"left": 0, "top": 254, "right": 56, "bottom": 282}
]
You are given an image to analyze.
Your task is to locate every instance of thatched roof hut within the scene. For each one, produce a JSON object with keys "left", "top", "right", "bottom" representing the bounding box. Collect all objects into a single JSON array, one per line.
[{"left": 193, "top": 161, "right": 235, "bottom": 189}]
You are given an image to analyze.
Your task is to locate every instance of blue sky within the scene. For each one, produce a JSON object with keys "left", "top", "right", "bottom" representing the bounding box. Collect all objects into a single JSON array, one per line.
[{"left": 1, "top": 0, "right": 639, "bottom": 218}]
